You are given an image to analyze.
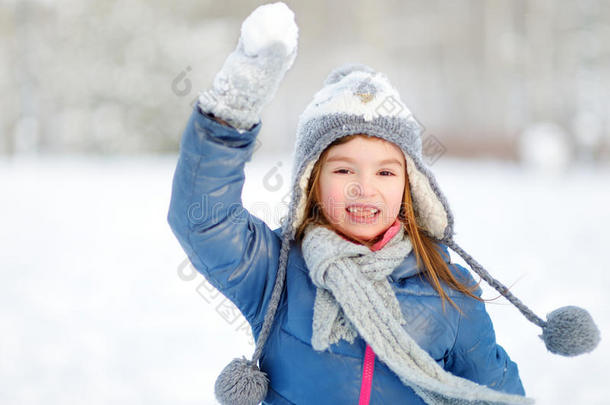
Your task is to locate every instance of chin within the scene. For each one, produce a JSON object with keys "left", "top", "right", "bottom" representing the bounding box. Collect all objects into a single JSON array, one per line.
[{"left": 341, "top": 225, "right": 384, "bottom": 242}]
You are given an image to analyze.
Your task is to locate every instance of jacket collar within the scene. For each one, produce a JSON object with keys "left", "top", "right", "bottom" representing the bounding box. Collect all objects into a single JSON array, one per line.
[{"left": 388, "top": 242, "right": 451, "bottom": 282}]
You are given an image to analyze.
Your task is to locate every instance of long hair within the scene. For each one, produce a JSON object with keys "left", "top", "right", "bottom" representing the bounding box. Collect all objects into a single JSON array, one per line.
[{"left": 294, "top": 134, "right": 483, "bottom": 313}]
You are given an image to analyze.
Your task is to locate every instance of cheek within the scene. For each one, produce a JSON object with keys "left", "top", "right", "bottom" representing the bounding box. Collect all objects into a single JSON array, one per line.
[
  {"left": 386, "top": 182, "right": 405, "bottom": 212},
  {"left": 318, "top": 178, "right": 347, "bottom": 217}
]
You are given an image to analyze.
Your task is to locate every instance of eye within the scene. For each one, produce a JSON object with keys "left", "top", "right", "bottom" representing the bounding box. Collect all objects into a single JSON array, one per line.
[
  {"left": 333, "top": 169, "right": 351, "bottom": 174},
  {"left": 379, "top": 170, "right": 395, "bottom": 176}
]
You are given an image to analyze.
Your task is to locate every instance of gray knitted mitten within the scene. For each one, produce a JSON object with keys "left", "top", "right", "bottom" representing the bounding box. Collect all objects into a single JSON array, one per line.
[{"left": 198, "top": 2, "right": 298, "bottom": 132}]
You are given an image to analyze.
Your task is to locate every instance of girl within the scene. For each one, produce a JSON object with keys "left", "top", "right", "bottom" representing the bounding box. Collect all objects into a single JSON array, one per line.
[{"left": 167, "top": 3, "right": 599, "bottom": 404}]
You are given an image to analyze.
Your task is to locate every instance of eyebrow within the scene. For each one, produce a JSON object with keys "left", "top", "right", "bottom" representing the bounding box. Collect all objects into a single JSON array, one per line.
[{"left": 325, "top": 156, "right": 404, "bottom": 167}]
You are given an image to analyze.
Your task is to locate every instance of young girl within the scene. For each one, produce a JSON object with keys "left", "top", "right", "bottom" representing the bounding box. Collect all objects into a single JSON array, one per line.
[{"left": 167, "top": 3, "right": 600, "bottom": 404}]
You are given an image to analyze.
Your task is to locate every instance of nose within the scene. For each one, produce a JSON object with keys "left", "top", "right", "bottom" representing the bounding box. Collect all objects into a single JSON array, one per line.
[{"left": 345, "top": 174, "right": 377, "bottom": 199}]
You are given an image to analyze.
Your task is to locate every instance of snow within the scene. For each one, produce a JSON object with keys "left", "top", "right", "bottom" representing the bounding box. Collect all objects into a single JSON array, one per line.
[
  {"left": 240, "top": 2, "right": 298, "bottom": 57},
  {"left": 518, "top": 122, "right": 572, "bottom": 174},
  {"left": 1, "top": 154, "right": 608, "bottom": 404}
]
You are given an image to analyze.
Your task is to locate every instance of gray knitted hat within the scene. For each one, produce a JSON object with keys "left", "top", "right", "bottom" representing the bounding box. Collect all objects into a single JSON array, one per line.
[{"left": 214, "top": 63, "right": 601, "bottom": 405}]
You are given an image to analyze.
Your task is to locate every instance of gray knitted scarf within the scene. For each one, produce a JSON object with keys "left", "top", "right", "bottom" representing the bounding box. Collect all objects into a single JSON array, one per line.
[{"left": 301, "top": 224, "right": 534, "bottom": 405}]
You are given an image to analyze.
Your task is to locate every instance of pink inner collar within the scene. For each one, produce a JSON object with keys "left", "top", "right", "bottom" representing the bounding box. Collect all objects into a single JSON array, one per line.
[{"left": 370, "top": 218, "right": 402, "bottom": 251}]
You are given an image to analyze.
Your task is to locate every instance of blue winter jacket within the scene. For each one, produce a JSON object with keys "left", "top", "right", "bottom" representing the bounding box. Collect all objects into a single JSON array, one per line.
[{"left": 167, "top": 105, "right": 527, "bottom": 404}]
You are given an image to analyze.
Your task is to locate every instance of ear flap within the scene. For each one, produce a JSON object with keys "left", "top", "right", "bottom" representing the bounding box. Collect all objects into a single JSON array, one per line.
[
  {"left": 290, "top": 160, "right": 316, "bottom": 236},
  {"left": 403, "top": 153, "right": 452, "bottom": 240}
]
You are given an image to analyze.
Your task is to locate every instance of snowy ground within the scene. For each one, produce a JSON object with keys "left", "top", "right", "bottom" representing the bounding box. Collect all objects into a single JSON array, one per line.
[{"left": 1, "top": 153, "right": 609, "bottom": 404}]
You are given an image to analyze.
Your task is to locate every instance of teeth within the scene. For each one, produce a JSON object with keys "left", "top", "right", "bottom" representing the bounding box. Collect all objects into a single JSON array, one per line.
[{"left": 347, "top": 207, "right": 379, "bottom": 217}]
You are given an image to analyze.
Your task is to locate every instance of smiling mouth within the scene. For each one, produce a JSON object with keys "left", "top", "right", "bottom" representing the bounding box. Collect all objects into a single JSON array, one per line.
[
  {"left": 346, "top": 207, "right": 379, "bottom": 217},
  {"left": 345, "top": 207, "right": 380, "bottom": 223}
]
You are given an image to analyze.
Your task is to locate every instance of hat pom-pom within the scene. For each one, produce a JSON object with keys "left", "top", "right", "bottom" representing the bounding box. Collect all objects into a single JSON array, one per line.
[
  {"left": 214, "top": 357, "right": 269, "bottom": 405},
  {"left": 540, "top": 306, "right": 601, "bottom": 356}
]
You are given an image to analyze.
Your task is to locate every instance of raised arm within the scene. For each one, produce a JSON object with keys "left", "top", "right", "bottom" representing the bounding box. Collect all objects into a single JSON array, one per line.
[{"left": 167, "top": 2, "right": 298, "bottom": 332}]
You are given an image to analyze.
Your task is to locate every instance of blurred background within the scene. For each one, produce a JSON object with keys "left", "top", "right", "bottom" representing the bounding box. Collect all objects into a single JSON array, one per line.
[
  {"left": 2, "top": 0, "right": 610, "bottom": 162},
  {"left": 1, "top": 0, "right": 609, "bottom": 404}
]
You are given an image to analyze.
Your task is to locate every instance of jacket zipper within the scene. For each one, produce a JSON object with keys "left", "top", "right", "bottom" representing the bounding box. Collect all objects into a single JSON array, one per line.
[{"left": 358, "top": 344, "right": 375, "bottom": 404}]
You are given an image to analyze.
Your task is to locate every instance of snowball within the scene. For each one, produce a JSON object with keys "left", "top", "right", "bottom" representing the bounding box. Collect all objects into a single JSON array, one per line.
[{"left": 240, "top": 2, "right": 298, "bottom": 57}]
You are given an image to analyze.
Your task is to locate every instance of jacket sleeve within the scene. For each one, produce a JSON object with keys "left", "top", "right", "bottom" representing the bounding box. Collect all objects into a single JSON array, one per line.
[
  {"left": 446, "top": 262, "right": 526, "bottom": 396},
  {"left": 167, "top": 104, "right": 281, "bottom": 335}
]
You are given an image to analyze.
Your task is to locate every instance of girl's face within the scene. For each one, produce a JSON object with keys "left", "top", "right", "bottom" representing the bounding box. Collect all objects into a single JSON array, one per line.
[{"left": 316, "top": 135, "right": 406, "bottom": 241}]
